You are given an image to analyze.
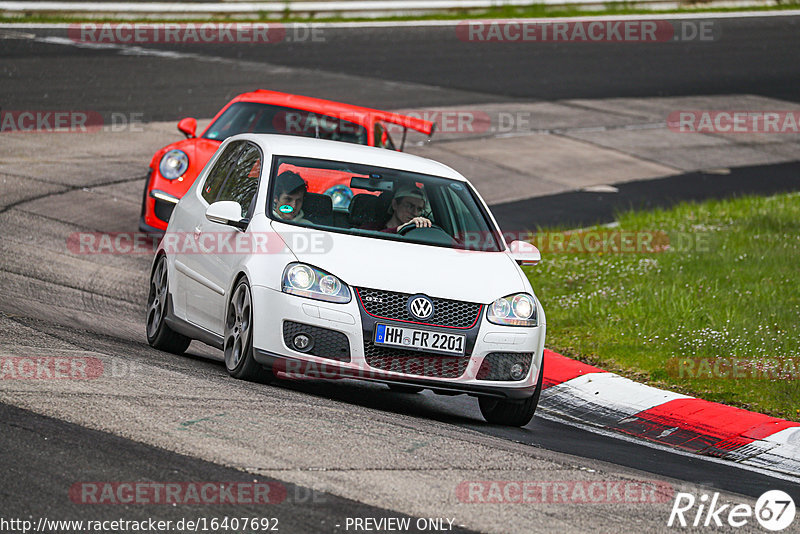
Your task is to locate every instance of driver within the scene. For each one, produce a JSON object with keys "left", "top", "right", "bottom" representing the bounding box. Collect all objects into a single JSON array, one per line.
[
  {"left": 272, "top": 170, "right": 309, "bottom": 223},
  {"left": 381, "top": 185, "right": 432, "bottom": 233}
]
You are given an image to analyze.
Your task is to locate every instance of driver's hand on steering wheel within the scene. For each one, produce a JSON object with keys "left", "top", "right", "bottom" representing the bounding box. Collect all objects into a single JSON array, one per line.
[{"left": 400, "top": 217, "right": 432, "bottom": 231}]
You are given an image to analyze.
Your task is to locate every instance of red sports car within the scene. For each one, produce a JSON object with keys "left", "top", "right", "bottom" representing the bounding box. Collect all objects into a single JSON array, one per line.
[{"left": 140, "top": 89, "right": 435, "bottom": 233}]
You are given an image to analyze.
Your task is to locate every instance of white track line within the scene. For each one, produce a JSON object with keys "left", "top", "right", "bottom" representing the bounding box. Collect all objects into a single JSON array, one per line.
[{"left": 1, "top": 10, "right": 800, "bottom": 29}]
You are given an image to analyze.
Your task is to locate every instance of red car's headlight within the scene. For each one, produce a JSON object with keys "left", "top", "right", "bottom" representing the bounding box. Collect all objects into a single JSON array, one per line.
[{"left": 159, "top": 149, "right": 189, "bottom": 180}]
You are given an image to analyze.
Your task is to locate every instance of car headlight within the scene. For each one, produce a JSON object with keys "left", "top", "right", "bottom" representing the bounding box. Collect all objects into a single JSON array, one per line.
[
  {"left": 487, "top": 293, "right": 537, "bottom": 327},
  {"left": 281, "top": 263, "right": 351, "bottom": 303},
  {"left": 159, "top": 149, "right": 189, "bottom": 180}
]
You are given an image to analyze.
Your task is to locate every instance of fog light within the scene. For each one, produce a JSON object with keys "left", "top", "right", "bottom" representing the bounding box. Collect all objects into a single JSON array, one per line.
[
  {"left": 293, "top": 334, "right": 313, "bottom": 352},
  {"left": 510, "top": 363, "right": 526, "bottom": 381}
]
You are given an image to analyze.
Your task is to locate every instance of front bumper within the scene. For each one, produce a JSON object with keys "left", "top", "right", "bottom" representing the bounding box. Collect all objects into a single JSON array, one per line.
[
  {"left": 142, "top": 167, "right": 191, "bottom": 232},
  {"left": 142, "top": 193, "right": 179, "bottom": 233},
  {"left": 139, "top": 215, "right": 166, "bottom": 235},
  {"left": 250, "top": 285, "right": 546, "bottom": 399}
]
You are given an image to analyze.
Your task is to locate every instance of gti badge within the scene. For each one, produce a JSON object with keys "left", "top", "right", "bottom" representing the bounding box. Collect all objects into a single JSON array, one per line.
[{"left": 408, "top": 295, "right": 434, "bottom": 321}]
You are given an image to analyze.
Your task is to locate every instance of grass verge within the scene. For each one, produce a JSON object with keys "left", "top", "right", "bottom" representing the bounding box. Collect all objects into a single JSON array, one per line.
[{"left": 524, "top": 192, "right": 800, "bottom": 421}]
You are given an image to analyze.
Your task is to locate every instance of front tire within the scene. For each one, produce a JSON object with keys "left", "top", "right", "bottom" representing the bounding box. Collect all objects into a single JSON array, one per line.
[
  {"left": 479, "top": 358, "right": 544, "bottom": 427},
  {"left": 224, "top": 279, "right": 272, "bottom": 382},
  {"left": 146, "top": 255, "right": 191, "bottom": 354}
]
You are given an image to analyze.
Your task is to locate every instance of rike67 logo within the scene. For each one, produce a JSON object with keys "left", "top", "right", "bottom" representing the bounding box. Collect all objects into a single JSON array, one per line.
[{"left": 668, "top": 490, "right": 795, "bottom": 531}]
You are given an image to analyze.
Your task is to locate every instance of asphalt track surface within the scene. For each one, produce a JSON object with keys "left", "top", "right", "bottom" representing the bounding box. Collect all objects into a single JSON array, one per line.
[
  {"left": 2, "top": 15, "right": 800, "bottom": 532},
  {"left": 2, "top": 15, "right": 800, "bottom": 120}
]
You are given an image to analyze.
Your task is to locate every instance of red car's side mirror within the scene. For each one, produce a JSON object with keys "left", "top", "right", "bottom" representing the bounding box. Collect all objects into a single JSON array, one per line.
[{"left": 177, "top": 117, "right": 197, "bottom": 138}]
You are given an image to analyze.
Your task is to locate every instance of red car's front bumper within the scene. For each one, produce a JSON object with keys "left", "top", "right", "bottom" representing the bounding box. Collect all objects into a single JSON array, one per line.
[{"left": 139, "top": 168, "right": 198, "bottom": 234}]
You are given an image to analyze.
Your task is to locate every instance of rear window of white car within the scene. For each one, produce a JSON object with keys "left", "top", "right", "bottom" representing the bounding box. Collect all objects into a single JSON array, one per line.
[{"left": 266, "top": 155, "right": 503, "bottom": 252}]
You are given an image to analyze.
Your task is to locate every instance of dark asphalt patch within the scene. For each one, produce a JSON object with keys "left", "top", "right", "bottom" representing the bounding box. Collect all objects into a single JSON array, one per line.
[
  {"left": 490, "top": 160, "right": 800, "bottom": 231},
  {"left": 0, "top": 402, "right": 475, "bottom": 534}
]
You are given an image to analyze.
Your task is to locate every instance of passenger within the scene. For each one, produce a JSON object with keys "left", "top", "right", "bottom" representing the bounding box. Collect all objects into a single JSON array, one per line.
[
  {"left": 365, "top": 185, "right": 431, "bottom": 233},
  {"left": 273, "top": 170, "right": 310, "bottom": 223}
]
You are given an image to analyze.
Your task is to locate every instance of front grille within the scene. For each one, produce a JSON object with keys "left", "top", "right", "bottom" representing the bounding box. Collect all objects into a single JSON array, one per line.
[
  {"left": 476, "top": 352, "right": 533, "bottom": 381},
  {"left": 363, "top": 341, "right": 469, "bottom": 378},
  {"left": 356, "top": 287, "right": 482, "bottom": 328},
  {"left": 283, "top": 321, "right": 351, "bottom": 362},
  {"left": 154, "top": 199, "right": 176, "bottom": 222}
]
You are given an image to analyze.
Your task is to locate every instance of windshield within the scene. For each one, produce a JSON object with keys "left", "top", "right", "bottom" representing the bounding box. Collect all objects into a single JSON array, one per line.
[
  {"left": 267, "top": 156, "right": 503, "bottom": 252},
  {"left": 203, "top": 102, "right": 369, "bottom": 145}
]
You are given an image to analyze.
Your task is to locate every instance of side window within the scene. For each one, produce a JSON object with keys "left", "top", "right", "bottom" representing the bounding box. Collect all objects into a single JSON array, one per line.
[
  {"left": 217, "top": 142, "right": 262, "bottom": 218},
  {"left": 201, "top": 142, "right": 243, "bottom": 204}
]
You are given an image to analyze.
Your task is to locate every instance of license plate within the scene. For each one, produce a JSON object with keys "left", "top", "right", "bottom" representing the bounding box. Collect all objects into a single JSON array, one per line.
[{"left": 374, "top": 324, "right": 465, "bottom": 355}]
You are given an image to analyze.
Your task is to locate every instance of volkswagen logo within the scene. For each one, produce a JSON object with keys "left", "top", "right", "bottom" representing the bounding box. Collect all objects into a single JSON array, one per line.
[{"left": 407, "top": 295, "right": 434, "bottom": 321}]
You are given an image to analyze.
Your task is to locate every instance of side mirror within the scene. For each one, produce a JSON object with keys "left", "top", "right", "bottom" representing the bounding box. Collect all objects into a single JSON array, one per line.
[
  {"left": 177, "top": 117, "right": 197, "bottom": 138},
  {"left": 206, "top": 201, "right": 248, "bottom": 230},
  {"left": 509, "top": 240, "right": 541, "bottom": 266}
]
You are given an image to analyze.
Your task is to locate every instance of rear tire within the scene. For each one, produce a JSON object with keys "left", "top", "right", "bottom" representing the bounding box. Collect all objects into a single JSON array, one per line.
[
  {"left": 224, "top": 279, "right": 272, "bottom": 383},
  {"left": 146, "top": 255, "right": 191, "bottom": 354},
  {"left": 479, "top": 358, "right": 544, "bottom": 427}
]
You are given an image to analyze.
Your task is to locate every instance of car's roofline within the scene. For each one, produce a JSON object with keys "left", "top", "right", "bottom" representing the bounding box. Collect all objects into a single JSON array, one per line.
[
  {"left": 230, "top": 133, "right": 467, "bottom": 182},
  {"left": 232, "top": 90, "right": 435, "bottom": 136}
]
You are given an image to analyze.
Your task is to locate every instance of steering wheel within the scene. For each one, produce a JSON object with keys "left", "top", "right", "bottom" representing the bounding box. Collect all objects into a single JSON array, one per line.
[{"left": 397, "top": 222, "right": 445, "bottom": 236}]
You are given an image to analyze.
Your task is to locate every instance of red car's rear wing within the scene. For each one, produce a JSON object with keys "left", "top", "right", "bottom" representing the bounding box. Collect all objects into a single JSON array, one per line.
[
  {"left": 245, "top": 89, "right": 436, "bottom": 142},
  {"left": 369, "top": 110, "right": 435, "bottom": 137}
]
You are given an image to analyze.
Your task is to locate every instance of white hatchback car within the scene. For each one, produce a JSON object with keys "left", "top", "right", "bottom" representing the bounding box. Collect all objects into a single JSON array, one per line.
[{"left": 146, "top": 134, "right": 546, "bottom": 426}]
